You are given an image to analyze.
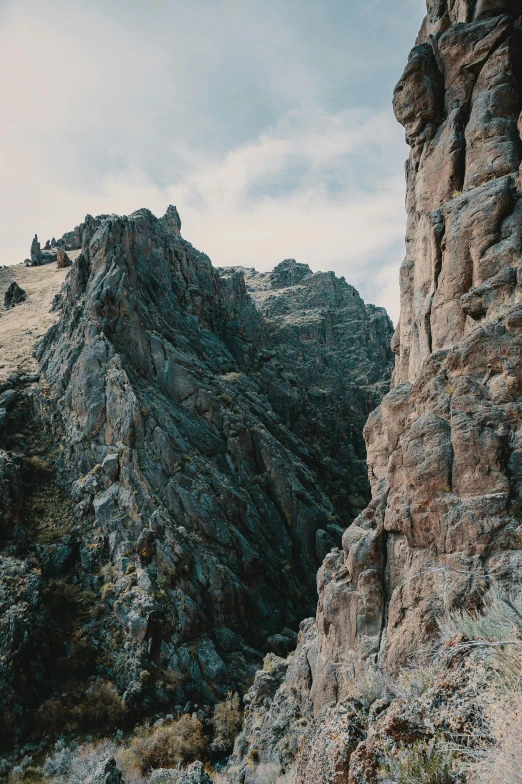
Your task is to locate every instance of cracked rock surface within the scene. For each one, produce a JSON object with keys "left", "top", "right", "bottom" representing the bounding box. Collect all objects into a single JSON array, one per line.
[
  {"left": 228, "top": 2, "right": 522, "bottom": 781},
  {"left": 0, "top": 206, "right": 392, "bottom": 740}
]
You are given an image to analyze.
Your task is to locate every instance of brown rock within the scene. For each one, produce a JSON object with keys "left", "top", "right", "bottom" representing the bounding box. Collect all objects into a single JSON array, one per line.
[
  {"left": 228, "top": 2, "right": 522, "bottom": 775},
  {"left": 56, "top": 248, "right": 72, "bottom": 269},
  {"left": 315, "top": 0, "right": 522, "bottom": 687}
]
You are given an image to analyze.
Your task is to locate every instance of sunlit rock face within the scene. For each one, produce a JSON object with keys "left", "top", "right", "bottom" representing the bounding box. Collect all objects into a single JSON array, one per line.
[
  {"left": 314, "top": 0, "right": 522, "bottom": 694},
  {"left": 394, "top": 0, "right": 522, "bottom": 383}
]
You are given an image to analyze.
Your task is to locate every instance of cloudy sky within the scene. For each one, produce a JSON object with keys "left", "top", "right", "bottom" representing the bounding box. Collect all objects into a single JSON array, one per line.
[{"left": 0, "top": 0, "right": 425, "bottom": 323}]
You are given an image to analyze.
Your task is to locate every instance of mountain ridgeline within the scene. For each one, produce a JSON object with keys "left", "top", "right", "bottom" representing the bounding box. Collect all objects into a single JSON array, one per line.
[{"left": 0, "top": 206, "right": 393, "bottom": 743}]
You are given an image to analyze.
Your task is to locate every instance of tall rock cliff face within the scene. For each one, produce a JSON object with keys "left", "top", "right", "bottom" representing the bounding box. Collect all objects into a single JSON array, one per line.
[
  {"left": 220, "top": 261, "right": 393, "bottom": 527},
  {"left": 228, "top": 3, "right": 522, "bottom": 782},
  {"left": 347, "top": 0, "right": 522, "bottom": 677},
  {"left": 0, "top": 207, "right": 393, "bottom": 740}
]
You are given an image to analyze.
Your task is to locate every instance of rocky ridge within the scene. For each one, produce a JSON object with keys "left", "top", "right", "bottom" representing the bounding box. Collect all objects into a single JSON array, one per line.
[
  {"left": 220, "top": 261, "right": 393, "bottom": 527},
  {"left": 227, "top": 1, "right": 522, "bottom": 782},
  {"left": 0, "top": 206, "right": 393, "bottom": 747}
]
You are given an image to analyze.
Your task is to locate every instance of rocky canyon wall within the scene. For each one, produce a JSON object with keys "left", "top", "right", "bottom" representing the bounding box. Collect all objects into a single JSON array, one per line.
[
  {"left": 0, "top": 207, "right": 393, "bottom": 741},
  {"left": 339, "top": 0, "right": 522, "bottom": 681},
  {"left": 229, "top": 2, "right": 522, "bottom": 781}
]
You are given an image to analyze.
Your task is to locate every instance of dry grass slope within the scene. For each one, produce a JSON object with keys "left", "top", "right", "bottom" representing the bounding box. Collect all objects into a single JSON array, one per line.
[{"left": 0, "top": 259, "right": 79, "bottom": 384}]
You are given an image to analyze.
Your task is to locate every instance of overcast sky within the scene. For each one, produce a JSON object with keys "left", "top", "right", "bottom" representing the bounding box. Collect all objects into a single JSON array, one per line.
[{"left": 0, "top": 0, "right": 425, "bottom": 323}]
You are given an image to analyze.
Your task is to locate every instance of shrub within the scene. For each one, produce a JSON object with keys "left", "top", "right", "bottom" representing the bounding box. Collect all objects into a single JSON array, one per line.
[
  {"left": 43, "top": 739, "right": 75, "bottom": 778},
  {"left": 438, "top": 582, "right": 522, "bottom": 649},
  {"left": 37, "top": 678, "right": 126, "bottom": 732},
  {"left": 379, "top": 737, "right": 463, "bottom": 784},
  {"left": 114, "top": 747, "right": 146, "bottom": 784},
  {"left": 129, "top": 715, "right": 208, "bottom": 773},
  {"left": 212, "top": 693, "right": 243, "bottom": 754},
  {"left": 434, "top": 572, "right": 522, "bottom": 782},
  {"left": 490, "top": 646, "right": 522, "bottom": 694},
  {"left": 397, "top": 666, "right": 437, "bottom": 699},
  {"left": 44, "top": 739, "right": 117, "bottom": 784},
  {"left": 83, "top": 679, "right": 127, "bottom": 725},
  {"left": 101, "top": 582, "right": 115, "bottom": 602}
]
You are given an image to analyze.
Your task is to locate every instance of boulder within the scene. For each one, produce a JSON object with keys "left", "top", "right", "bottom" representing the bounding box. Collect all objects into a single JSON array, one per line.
[
  {"left": 56, "top": 248, "right": 72, "bottom": 269},
  {"left": 4, "top": 282, "right": 27, "bottom": 309},
  {"left": 94, "top": 756, "right": 122, "bottom": 784}
]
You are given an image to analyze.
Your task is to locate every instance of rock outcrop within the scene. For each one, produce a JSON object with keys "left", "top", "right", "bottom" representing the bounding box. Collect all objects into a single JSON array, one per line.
[
  {"left": 3, "top": 282, "right": 27, "bottom": 308},
  {"left": 55, "top": 248, "right": 72, "bottom": 269},
  {"left": 227, "top": 2, "right": 522, "bottom": 782},
  {"left": 30, "top": 234, "right": 41, "bottom": 265},
  {"left": 29, "top": 234, "right": 56, "bottom": 266},
  {"left": 330, "top": 0, "right": 522, "bottom": 683},
  {"left": 0, "top": 206, "right": 392, "bottom": 741},
  {"left": 220, "top": 260, "right": 394, "bottom": 527},
  {"left": 27, "top": 223, "right": 84, "bottom": 267},
  {"left": 57, "top": 223, "right": 82, "bottom": 251}
]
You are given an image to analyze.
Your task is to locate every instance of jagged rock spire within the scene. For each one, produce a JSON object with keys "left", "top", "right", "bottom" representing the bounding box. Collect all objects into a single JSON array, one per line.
[{"left": 161, "top": 204, "right": 182, "bottom": 236}]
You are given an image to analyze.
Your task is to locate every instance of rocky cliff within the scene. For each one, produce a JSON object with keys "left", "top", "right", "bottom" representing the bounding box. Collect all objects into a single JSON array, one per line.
[
  {"left": 0, "top": 208, "right": 393, "bottom": 746},
  {"left": 220, "top": 261, "right": 393, "bottom": 528},
  {"left": 227, "top": 2, "right": 522, "bottom": 782}
]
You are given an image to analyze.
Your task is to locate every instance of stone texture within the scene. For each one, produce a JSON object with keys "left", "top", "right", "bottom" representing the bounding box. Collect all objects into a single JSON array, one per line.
[
  {"left": 220, "top": 260, "right": 394, "bottom": 524},
  {"left": 149, "top": 762, "right": 212, "bottom": 784},
  {"left": 0, "top": 555, "right": 46, "bottom": 740},
  {"left": 226, "top": 3, "right": 522, "bottom": 781},
  {"left": 331, "top": 0, "right": 522, "bottom": 684},
  {"left": 3, "top": 281, "right": 27, "bottom": 309},
  {"left": 56, "top": 248, "right": 72, "bottom": 269},
  {"left": 0, "top": 202, "right": 392, "bottom": 739},
  {"left": 94, "top": 756, "right": 123, "bottom": 784},
  {"left": 29, "top": 234, "right": 57, "bottom": 267},
  {"left": 30, "top": 234, "right": 41, "bottom": 265}
]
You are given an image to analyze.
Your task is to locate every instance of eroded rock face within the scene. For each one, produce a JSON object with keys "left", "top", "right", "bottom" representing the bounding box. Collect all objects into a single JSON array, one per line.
[
  {"left": 228, "top": 3, "right": 522, "bottom": 781},
  {"left": 393, "top": 4, "right": 522, "bottom": 383},
  {"left": 220, "top": 262, "right": 394, "bottom": 526},
  {"left": 307, "top": 0, "right": 522, "bottom": 698},
  {"left": 3, "top": 204, "right": 391, "bottom": 718},
  {"left": 331, "top": 0, "right": 522, "bottom": 685},
  {"left": 0, "top": 556, "right": 46, "bottom": 739}
]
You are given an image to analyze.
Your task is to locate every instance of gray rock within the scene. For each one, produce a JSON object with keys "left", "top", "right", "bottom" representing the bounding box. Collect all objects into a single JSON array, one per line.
[
  {"left": 31, "top": 203, "right": 392, "bottom": 708},
  {"left": 226, "top": 5, "right": 522, "bottom": 783},
  {"left": 179, "top": 762, "right": 212, "bottom": 784},
  {"left": 148, "top": 763, "right": 211, "bottom": 784},
  {"left": 4, "top": 282, "right": 27, "bottom": 309},
  {"left": 30, "top": 234, "right": 41, "bottom": 264},
  {"left": 102, "top": 453, "right": 120, "bottom": 480},
  {"left": 35, "top": 542, "right": 74, "bottom": 577},
  {"left": 149, "top": 770, "right": 179, "bottom": 783},
  {"left": 95, "top": 756, "right": 122, "bottom": 784},
  {"left": 29, "top": 234, "right": 57, "bottom": 266}
]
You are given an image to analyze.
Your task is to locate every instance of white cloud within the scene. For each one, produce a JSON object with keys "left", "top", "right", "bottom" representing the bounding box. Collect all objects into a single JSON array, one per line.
[{"left": 0, "top": 0, "right": 415, "bottom": 325}]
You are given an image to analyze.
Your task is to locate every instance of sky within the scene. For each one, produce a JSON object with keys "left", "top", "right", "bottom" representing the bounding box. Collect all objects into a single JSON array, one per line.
[{"left": 0, "top": 0, "right": 426, "bottom": 323}]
